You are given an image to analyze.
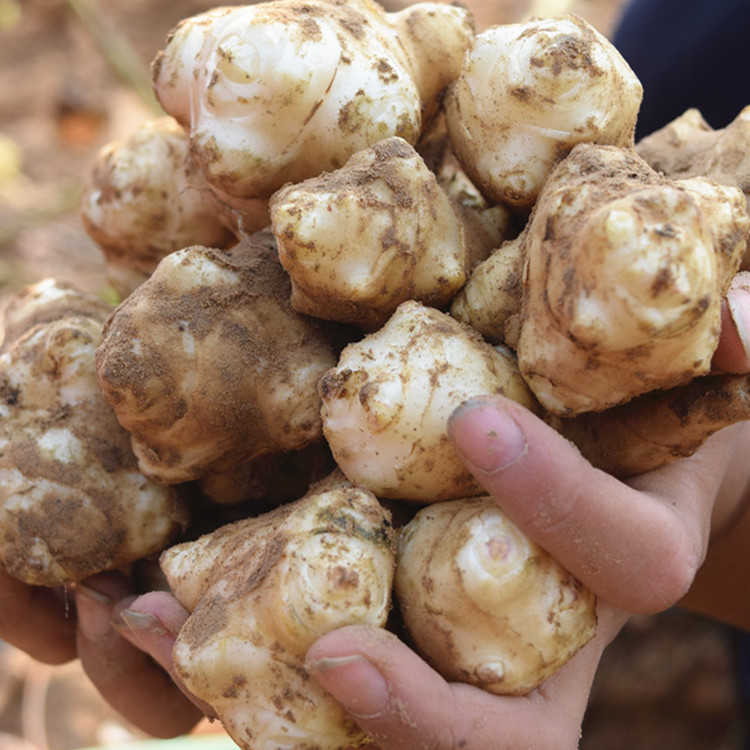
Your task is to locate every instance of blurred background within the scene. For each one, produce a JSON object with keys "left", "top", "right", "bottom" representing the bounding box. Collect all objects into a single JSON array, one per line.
[{"left": 0, "top": 1, "right": 747, "bottom": 749}]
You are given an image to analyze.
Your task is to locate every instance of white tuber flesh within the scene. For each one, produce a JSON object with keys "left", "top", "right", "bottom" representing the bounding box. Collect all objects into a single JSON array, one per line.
[
  {"left": 319, "top": 301, "right": 538, "bottom": 501},
  {"left": 81, "top": 117, "right": 237, "bottom": 296},
  {"left": 0, "top": 281, "right": 186, "bottom": 586},
  {"left": 444, "top": 15, "right": 642, "bottom": 209},
  {"left": 152, "top": 0, "right": 473, "bottom": 202},
  {"left": 161, "top": 480, "right": 395, "bottom": 750},
  {"left": 395, "top": 497, "right": 597, "bottom": 695},
  {"left": 516, "top": 143, "right": 748, "bottom": 415},
  {"left": 95, "top": 232, "right": 338, "bottom": 485},
  {"left": 270, "top": 137, "right": 468, "bottom": 330}
]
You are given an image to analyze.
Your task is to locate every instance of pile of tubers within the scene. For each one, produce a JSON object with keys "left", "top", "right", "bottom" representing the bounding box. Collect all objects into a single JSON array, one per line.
[{"left": 4, "top": 1, "right": 750, "bottom": 748}]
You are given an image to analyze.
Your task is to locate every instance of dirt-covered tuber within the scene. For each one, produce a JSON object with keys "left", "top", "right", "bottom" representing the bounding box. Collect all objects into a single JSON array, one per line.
[
  {"left": 161, "top": 479, "right": 395, "bottom": 750},
  {"left": 95, "top": 232, "right": 338, "bottom": 484},
  {"left": 516, "top": 143, "right": 748, "bottom": 415},
  {"left": 152, "top": 0, "right": 473, "bottom": 204},
  {"left": 319, "top": 301, "right": 538, "bottom": 501},
  {"left": 636, "top": 106, "right": 750, "bottom": 267},
  {"left": 0, "top": 280, "right": 187, "bottom": 586},
  {"left": 444, "top": 15, "right": 642, "bottom": 209},
  {"left": 81, "top": 117, "right": 238, "bottom": 297},
  {"left": 270, "top": 137, "right": 468, "bottom": 329},
  {"left": 396, "top": 497, "right": 597, "bottom": 695}
]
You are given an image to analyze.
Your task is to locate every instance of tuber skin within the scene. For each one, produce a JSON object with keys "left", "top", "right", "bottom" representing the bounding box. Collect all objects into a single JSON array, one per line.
[
  {"left": 270, "top": 137, "right": 468, "bottom": 330},
  {"left": 95, "top": 232, "right": 339, "bottom": 485},
  {"left": 0, "top": 281, "right": 187, "bottom": 586},
  {"left": 152, "top": 0, "right": 473, "bottom": 204},
  {"left": 444, "top": 14, "right": 642, "bottom": 210},
  {"left": 395, "top": 497, "right": 597, "bottom": 695},
  {"left": 551, "top": 370, "right": 750, "bottom": 478},
  {"left": 81, "top": 117, "right": 238, "bottom": 297},
  {"left": 450, "top": 234, "right": 525, "bottom": 345},
  {"left": 636, "top": 106, "right": 750, "bottom": 268},
  {"left": 516, "top": 143, "right": 749, "bottom": 416},
  {"left": 319, "top": 300, "right": 539, "bottom": 501},
  {"left": 160, "top": 479, "right": 395, "bottom": 750},
  {"left": 0, "top": 278, "right": 112, "bottom": 354}
]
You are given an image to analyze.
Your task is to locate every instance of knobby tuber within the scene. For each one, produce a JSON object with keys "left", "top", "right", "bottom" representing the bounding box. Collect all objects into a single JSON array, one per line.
[
  {"left": 81, "top": 117, "right": 238, "bottom": 297},
  {"left": 95, "top": 232, "right": 338, "bottom": 485},
  {"left": 0, "top": 280, "right": 187, "bottom": 586},
  {"left": 636, "top": 106, "right": 750, "bottom": 267},
  {"left": 396, "top": 497, "right": 597, "bottom": 695},
  {"left": 161, "top": 480, "right": 395, "bottom": 750},
  {"left": 152, "top": 0, "right": 473, "bottom": 203},
  {"left": 444, "top": 15, "right": 643, "bottom": 209},
  {"left": 516, "top": 143, "right": 749, "bottom": 415},
  {"left": 271, "top": 136, "right": 468, "bottom": 330},
  {"left": 319, "top": 300, "right": 538, "bottom": 501}
]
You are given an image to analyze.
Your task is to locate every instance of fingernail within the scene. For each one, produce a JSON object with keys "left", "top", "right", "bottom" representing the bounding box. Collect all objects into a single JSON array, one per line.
[
  {"left": 76, "top": 584, "right": 113, "bottom": 641},
  {"left": 308, "top": 655, "right": 389, "bottom": 719},
  {"left": 448, "top": 397, "right": 526, "bottom": 474},
  {"left": 727, "top": 286, "right": 750, "bottom": 363},
  {"left": 114, "top": 608, "right": 169, "bottom": 637}
]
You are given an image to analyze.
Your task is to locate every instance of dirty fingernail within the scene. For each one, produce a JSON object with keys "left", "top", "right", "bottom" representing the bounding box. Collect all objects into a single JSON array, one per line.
[
  {"left": 114, "top": 608, "right": 169, "bottom": 637},
  {"left": 448, "top": 397, "right": 526, "bottom": 474},
  {"left": 308, "top": 654, "right": 389, "bottom": 719}
]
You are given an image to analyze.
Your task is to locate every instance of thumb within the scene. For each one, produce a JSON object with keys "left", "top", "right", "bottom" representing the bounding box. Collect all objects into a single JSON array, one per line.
[{"left": 305, "top": 625, "right": 577, "bottom": 750}]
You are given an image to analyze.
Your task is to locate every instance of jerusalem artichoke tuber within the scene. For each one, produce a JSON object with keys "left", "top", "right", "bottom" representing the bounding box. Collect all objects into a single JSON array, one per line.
[
  {"left": 396, "top": 497, "right": 597, "bottom": 695},
  {"left": 95, "top": 232, "right": 339, "bottom": 484},
  {"left": 319, "top": 300, "right": 539, "bottom": 501},
  {"left": 516, "top": 143, "right": 748, "bottom": 415},
  {"left": 152, "top": 0, "right": 473, "bottom": 204},
  {"left": 0, "top": 281, "right": 187, "bottom": 586},
  {"left": 81, "top": 117, "right": 238, "bottom": 296},
  {"left": 636, "top": 106, "right": 750, "bottom": 267},
  {"left": 270, "top": 137, "right": 468, "bottom": 329},
  {"left": 444, "top": 15, "right": 642, "bottom": 209},
  {"left": 161, "top": 479, "right": 395, "bottom": 750}
]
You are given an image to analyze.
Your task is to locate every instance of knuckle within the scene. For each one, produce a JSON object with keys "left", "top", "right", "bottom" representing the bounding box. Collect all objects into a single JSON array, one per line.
[{"left": 638, "top": 525, "right": 704, "bottom": 613}]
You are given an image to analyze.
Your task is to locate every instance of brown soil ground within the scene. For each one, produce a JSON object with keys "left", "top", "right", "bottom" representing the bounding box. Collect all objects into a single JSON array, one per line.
[{"left": 0, "top": 2, "right": 746, "bottom": 749}]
